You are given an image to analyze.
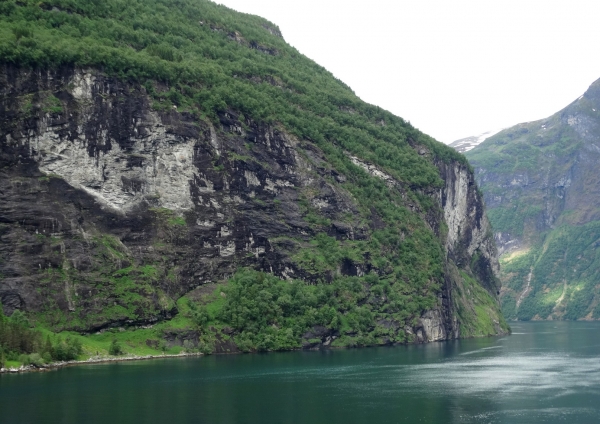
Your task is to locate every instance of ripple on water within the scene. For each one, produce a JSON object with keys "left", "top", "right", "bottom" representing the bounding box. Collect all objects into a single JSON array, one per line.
[
  {"left": 401, "top": 354, "right": 600, "bottom": 398},
  {"left": 463, "top": 407, "right": 600, "bottom": 424}
]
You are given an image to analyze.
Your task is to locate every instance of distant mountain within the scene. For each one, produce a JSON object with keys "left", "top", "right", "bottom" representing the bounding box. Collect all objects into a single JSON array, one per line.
[
  {"left": 449, "top": 129, "right": 503, "bottom": 153},
  {"left": 466, "top": 78, "right": 600, "bottom": 321}
]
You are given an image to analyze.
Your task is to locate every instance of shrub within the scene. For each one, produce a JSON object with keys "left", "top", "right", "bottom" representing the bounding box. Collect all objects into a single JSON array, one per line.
[
  {"left": 53, "top": 336, "right": 83, "bottom": 361},
  {"left": 188, "top": 302, "right": 209, "bottom": 327},
  {"left": 42, "top": 352, "right": 53, "bottom": 364},
  {"left": 29, "top": 353, "right": 44, "bottom": 367},
  {"left": 109, "top": 339, "right": 123, "bottom": 356},
  {"left": 197, "top": 336, "right": 214, "bottom": 355},
  {"left": 18, "top": 353, "right": 30, "bottom": 366}
]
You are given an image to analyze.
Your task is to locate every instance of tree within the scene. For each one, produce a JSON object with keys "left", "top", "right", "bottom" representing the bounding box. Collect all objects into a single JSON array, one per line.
[
  {"left": 11, "top": 26, "right": 32, "bottom": 43},
  {"left": 188, "top": 301, "right": 209, "bottom": 327},
  {"left": 109, "top": 339, "right": 123, "bottom": 356},
  {"left": 42, "top": 336, "right": 54, "bottom": 358},
  {"left": 9, "top": 310, "right": 29, "bottom": 328}
]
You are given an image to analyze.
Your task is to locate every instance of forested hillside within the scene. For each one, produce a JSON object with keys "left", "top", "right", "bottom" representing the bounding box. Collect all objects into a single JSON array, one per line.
[
  {"left": 466, "top": 77, "right": 600, "bottom": 320},
  {"left": 0, "top": 0, "right": 506, "bottom": 367}
]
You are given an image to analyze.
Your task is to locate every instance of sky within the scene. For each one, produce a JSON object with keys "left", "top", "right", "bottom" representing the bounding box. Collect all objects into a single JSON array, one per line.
[{"left": 216, "top": 0, "right": 600, "bottom": 144}]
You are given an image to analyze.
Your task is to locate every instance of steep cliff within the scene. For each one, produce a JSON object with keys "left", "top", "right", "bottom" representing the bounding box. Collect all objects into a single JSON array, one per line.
[
  {"left": 0, "top": 0, "right": 506, "bottom": 355},
  {"left": 466, "top": 77, "right": 600, "bottom": 320}
]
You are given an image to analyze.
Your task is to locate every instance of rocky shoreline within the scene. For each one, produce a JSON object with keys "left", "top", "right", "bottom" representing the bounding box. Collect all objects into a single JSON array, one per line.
[{"left": 0, "top": 352, "right": 204, "bottom": 374}]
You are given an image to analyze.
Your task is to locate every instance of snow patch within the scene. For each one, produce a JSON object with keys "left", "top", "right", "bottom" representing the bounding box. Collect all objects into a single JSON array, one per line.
[{"left": 448, "top": 128, "right": 504, "bottom": 153}]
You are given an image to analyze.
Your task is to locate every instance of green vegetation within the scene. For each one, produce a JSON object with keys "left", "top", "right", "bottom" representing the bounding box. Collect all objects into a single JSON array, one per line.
[
  {"left": 150, "top": 207, "right": 187, "bottom": 227},
  {"left": 108, "top": 339, "right": 124, "bottom": 356},
  {"left": 499, "top": 222, "right": 600, "bottom": 320},
  {"left": 454, "top": 271, "right": 508, "bottom": 337},
  {"left": 486, "top": 203, "right": 543, "bottom": 236},
  {"left": 0, "top": 298, "right": 201, "bottom": 368},
  {"left": 0, "top": 307, "right": 83, "bottom": 367},
  {"left": 0, "top": 0, "right": 503, "bottom": 359},
  {"left": 0, "top": 0, "right": 467, "bottom": 192},
  {"left": 466, "top": 84, "right": 600, "bottom": 321},
  {"left": 31, "top": 231, "right": 177, "bottom": 331},
  {"left": 183, "top": 268, "right": 441, "bottom": 351},
  {"left": 218, "top": 269, "right": 410, "bottom": 350},
  {"left": 42, "top": 94, "right": 63, "bottom": 114}
]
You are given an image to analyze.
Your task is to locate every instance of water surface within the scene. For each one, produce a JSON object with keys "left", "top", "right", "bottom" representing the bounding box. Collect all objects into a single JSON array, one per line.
[{"left": 2, "top": 321, "right": 600, "bottom": 423}]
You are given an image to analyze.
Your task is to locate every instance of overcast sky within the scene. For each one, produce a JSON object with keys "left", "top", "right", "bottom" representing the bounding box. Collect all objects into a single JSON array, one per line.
[{"left": 216, "top": 0, "right": 600, "bottom": 144}]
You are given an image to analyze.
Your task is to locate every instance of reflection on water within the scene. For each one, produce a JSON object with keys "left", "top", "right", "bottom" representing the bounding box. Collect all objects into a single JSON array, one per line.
[
  {"left": 407, "top": 354, "right": 600, "bottom": 396},
  {"left": 1, "top": 322, "right": 600, "bottom": 424}
]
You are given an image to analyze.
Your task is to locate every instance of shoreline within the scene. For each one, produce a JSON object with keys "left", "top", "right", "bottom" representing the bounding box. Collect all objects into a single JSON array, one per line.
[
  {"left": 0, "top": 352, "right": 205, "bottom": 374},
  {"left": 0, "top": 329, "right": 513, "bottom": 375}
]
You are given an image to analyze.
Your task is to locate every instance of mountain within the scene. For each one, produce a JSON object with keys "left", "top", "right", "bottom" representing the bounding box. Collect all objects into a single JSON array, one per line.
[
  {"left": 449, "top": 129, "right": 503, "bottom": 153},
  {"left": 0, "top": 0, "right": 506, "bottom": 360},
  {"left": 466, "top": 78, "right": 600, "bottom": 321}
]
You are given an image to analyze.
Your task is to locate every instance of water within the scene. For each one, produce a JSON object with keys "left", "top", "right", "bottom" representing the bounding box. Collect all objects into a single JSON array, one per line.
[{"left": 2, "top": 321, "right": 600, "bottom": 423}]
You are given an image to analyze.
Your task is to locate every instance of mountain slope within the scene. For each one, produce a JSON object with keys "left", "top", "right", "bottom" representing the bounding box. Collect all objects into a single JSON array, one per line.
[
  {"left": 466, "top": 78, "right": 600, "bottom": 320},
  {"left": 0, "top": 0, "right": 506, "bottom": 358}
]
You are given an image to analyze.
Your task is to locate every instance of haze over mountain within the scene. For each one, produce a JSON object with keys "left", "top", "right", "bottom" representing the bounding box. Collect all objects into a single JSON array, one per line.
[{"left": 466, "top": 77, "right": 600, "bottom": 320}]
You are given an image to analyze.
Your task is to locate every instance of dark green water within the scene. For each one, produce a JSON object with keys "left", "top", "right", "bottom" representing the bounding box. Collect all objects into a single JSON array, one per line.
[{"left": 2, "top": 322, "right": 600, "bottom": 424}]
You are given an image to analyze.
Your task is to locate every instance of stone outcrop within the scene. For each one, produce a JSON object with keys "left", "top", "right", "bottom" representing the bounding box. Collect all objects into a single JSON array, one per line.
[
  {"left": 438, "top": 162, "right": 500, "bottom": 294},
  {"left": 428, "top": 160, "right": 503, "bottom": 339}
]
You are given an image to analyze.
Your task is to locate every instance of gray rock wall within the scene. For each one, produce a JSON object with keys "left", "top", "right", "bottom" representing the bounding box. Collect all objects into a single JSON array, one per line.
[{"left": 0, "top": 65, "right": 504, "bottom": 340}]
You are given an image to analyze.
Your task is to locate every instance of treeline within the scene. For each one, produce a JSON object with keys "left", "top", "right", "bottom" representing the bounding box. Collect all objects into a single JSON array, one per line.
[{"left": 0, "top": 308, "right": 82, "bottom": 367}]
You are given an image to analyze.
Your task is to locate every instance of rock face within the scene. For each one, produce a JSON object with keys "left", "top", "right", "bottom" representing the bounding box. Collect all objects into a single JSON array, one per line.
[
  {"left": 438, "top": 162, "right": 499, "bottom": 293},
  {"left": 432, "top": 160, "right": 503, "bottom": 338},
  {"left": 465, "top": 77, "right": 600, "bottom": 320},
  {"left": 0, "top": 65, "right": 507, "bottom": 343}
]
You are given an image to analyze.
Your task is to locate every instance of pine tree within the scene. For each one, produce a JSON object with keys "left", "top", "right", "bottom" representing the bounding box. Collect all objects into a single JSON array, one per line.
[
  {"left": 43, "top": 336, "right": 54, "bottom": 359},
  {"left": 109, "top": 339, "right": 123, "bottom": 356}
]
